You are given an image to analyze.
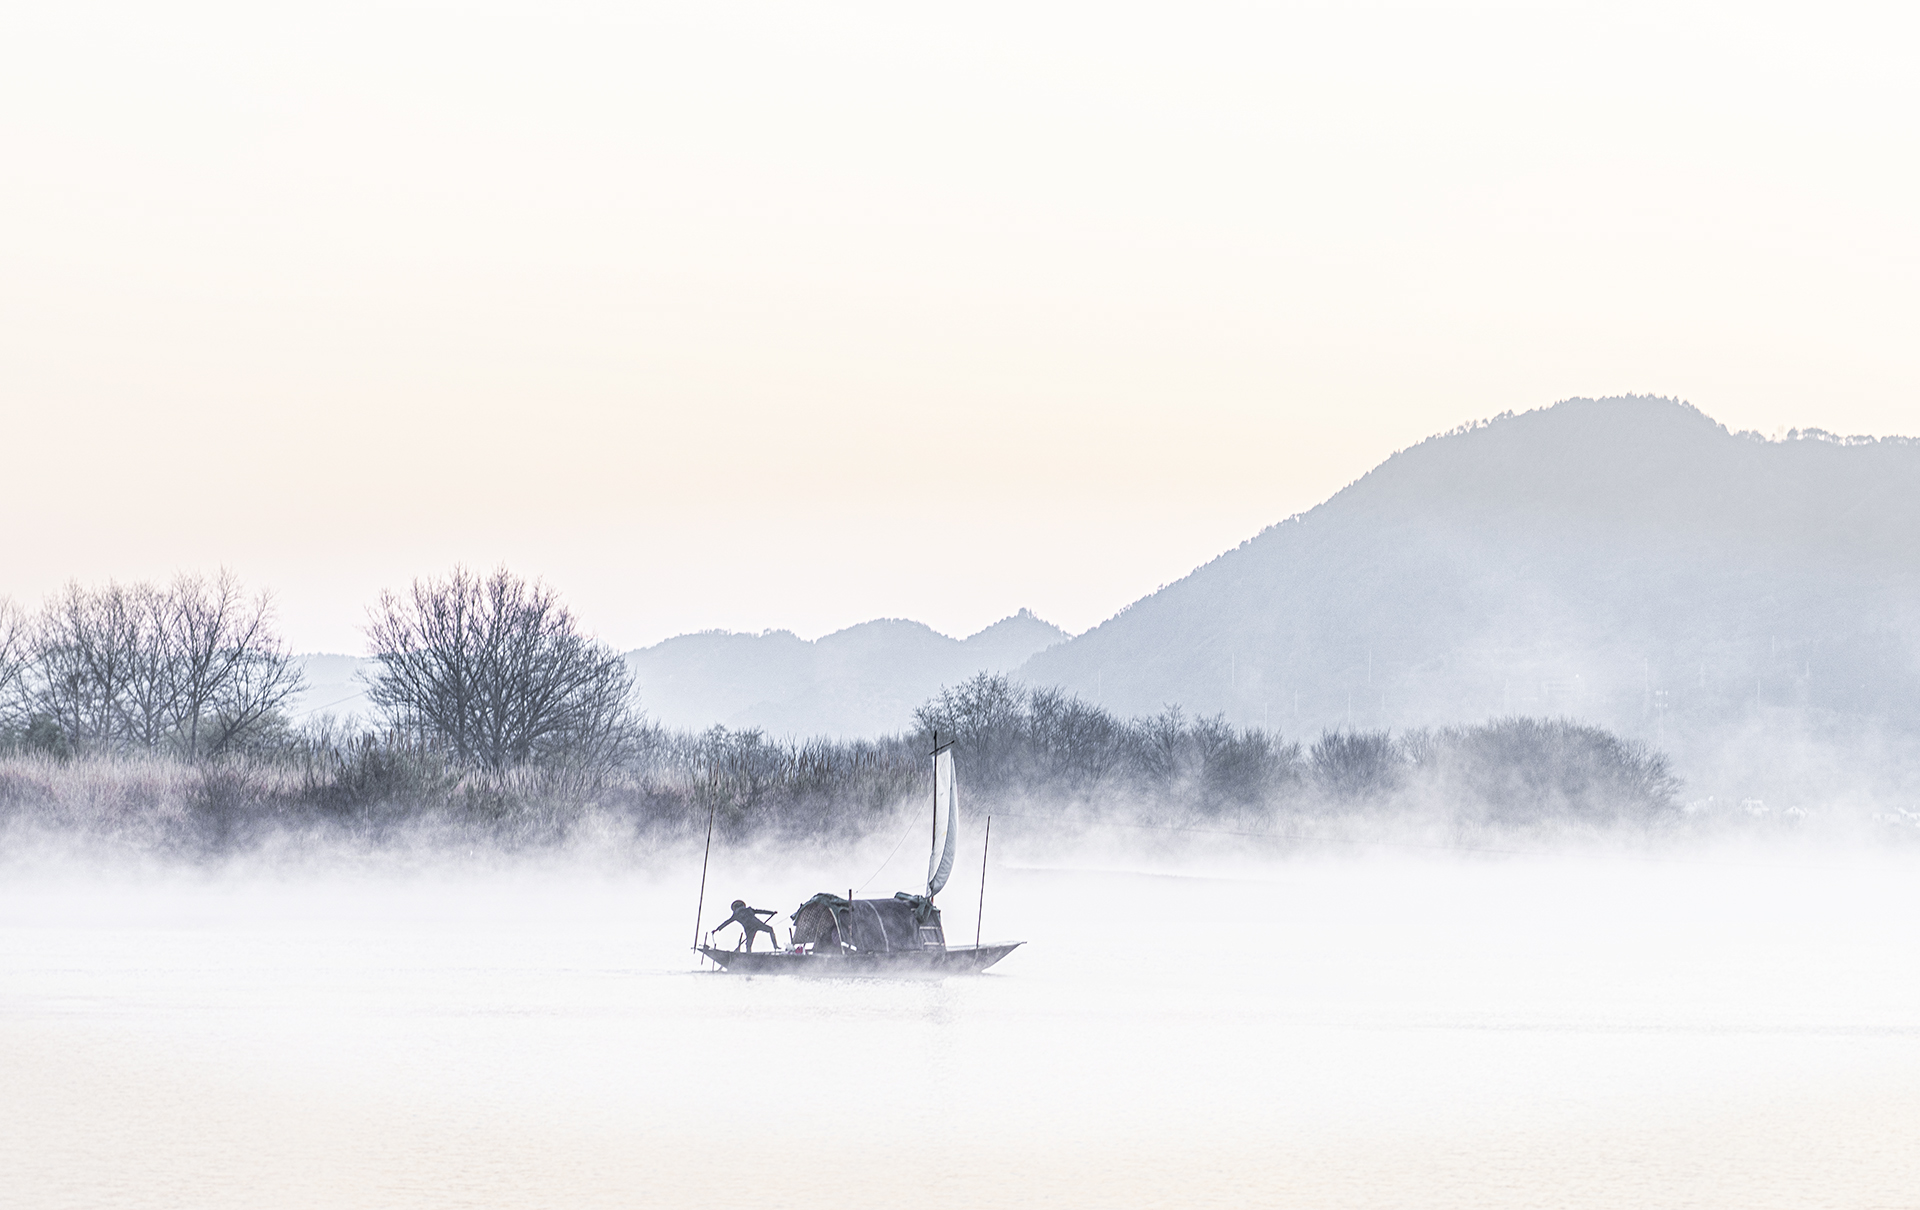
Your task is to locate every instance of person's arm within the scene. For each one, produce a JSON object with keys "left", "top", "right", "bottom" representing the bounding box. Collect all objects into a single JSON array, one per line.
[{"left": 754, "top": 908, "right": 775, "bottom": 918}]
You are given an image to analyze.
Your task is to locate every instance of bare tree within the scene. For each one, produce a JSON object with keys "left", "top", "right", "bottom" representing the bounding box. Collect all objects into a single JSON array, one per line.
[
  {"left": 33, "top": 581, "right": 145, "bottom": 750},
  {"left": 1194, "top": 716, "right": 1296, "bottom": 811},
  {"left": 914, "top": 672, "right": 1027, "bottom": 791},
  {"left": 0, "top": 598, "right": 30, "bottom": 735},
  {"left": 169, "top": 571, "right": 303, "bottom": 757},
  {"left": 1027, "top": 686, "right": 1124, "bottom": 784},
  {"left": 364, "top": 567, "right": 640, "bottom": 773},
  {"left": 118, "top": 583, "right": 179, "bottom": 751},
  {"left": 1309, "top": 729, "right": 1403, "bottom": 802},
  {"left": 19, "top": 574, "right": 300, "bottom": 757},
  {"left": 1427, "top": 717, "right": 1680, "bottom": 823},
  {"left": 1131, "top": 704, "right": 1190, "bottom": 790}
]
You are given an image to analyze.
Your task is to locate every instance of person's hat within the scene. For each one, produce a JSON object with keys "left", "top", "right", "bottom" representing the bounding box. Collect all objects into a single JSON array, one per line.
[{"left": 731, "top": 899, "right": 746, "bottom": 909}]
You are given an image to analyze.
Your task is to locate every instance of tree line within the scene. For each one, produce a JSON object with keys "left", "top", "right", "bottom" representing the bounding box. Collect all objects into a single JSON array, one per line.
[
  {"left": 0, "top": 572, "right": 301, "bottom": 760},
  {"left": 1, "top": 567, "right": 642, "bottom": 773},
  {"left": 1, "top": 566, "right": 1683, "bottom": 848},
  {"left": 913, "top": 674, "right": 1681, "bottom": 824}
]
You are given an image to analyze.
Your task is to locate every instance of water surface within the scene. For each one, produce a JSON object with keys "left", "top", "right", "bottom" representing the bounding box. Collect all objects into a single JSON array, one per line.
[{"left": 3, "top": 846, "right": 1915, "bottom": 1208}]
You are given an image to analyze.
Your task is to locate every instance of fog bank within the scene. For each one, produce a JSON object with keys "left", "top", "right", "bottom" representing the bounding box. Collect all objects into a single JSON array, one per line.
[{"left": 5, "top": 846, "right": 1918, "bottom": 1209}]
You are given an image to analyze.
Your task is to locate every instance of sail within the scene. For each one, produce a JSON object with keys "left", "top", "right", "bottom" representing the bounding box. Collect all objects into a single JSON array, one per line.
[{"left": 927, "top": 746, "right": 959, "bottom": 896}]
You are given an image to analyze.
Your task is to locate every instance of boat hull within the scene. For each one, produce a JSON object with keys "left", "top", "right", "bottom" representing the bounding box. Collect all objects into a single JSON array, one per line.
[{"left": 697, "top": 942, "right": 1023, "bottom": 977}]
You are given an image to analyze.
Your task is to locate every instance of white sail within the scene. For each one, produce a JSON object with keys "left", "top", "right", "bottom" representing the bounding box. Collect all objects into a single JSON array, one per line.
[{"left": 927, "top": 746, "right": 959, "bottom": 896}]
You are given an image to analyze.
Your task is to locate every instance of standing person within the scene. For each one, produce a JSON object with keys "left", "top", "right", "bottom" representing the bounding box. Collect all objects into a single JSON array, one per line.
[{"left": 714, "top": 899, "right": 779, "bottom": 951}]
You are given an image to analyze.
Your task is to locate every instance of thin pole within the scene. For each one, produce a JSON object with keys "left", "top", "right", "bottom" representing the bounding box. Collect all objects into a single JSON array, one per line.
[
  {"left": 975, "top": 813, "right": 992, "bottom": 949},
  {"left": 930, "top": 729, "right": 939, "bottom": 896},
  {"left": 691, "top": 803, "right": 716, "bottom": 956}
]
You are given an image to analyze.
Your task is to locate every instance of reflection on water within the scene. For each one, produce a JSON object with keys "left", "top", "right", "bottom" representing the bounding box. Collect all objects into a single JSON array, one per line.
[{"left": 3, "top": 848, "right": 1917, "bottom": 1208}]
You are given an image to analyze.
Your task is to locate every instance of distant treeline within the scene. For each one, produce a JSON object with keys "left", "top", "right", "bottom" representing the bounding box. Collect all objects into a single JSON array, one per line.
[
  {"left": 1, "top": 569, "right": 1681, "bottom": 852},
  {"left": 914, "top": 674, "right": 1680, "bottom": 826}
]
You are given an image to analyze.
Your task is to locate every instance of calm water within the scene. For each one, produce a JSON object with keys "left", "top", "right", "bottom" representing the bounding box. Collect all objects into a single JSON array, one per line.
[{"left": 3, "top": 841, "right": 1917, "bottom": 1209}]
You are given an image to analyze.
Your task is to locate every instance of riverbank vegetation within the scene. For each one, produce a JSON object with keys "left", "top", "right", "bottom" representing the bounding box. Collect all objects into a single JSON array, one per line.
[{"left": 2, "top": 569, "right": 1686, "bottom": 854}]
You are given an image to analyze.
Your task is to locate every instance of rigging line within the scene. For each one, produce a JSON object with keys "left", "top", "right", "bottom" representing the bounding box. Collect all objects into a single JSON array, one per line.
[
  {"left": 980, "top": 812, "right": 1868, "bottom": 872},
  {"left": 854, "top": 812, "right": 922, "bottom": 894},
  {"left": 292, "top": 688, "right": 370, "bottom": 718}
]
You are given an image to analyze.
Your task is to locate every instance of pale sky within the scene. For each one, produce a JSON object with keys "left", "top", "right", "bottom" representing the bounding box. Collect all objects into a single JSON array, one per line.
[{"left": 3, "top": 1, "right": 1915, "bottom": 653}]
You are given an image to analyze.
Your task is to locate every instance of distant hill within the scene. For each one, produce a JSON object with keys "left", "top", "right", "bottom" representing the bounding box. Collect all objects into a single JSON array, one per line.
[
  {"left": 288, "top": 613, "right": 1068, "bottom": 738},
  {"left": 1018, "top": 396, "right": 1920, "bottom": 754},
  {"left": 293, "top": 398, "right": 1920, "bottom": 790},
  {"left": 625, "top": 609, "right": 1068, "bottom": 737}
]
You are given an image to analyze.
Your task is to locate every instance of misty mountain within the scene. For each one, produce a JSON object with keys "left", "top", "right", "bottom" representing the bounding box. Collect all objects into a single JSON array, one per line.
[
  {"left": 290, "top": 397, "right": 1918, "bottom": 782},
  {"left": 624, "top": 609, "right": 1067, "bottom": 737},
  {"left": 288, "top": 613, "right": 1070, "bottom": 738},
  {"left": 1019, "top": 396, "right": 1920, "bottom": 752}
]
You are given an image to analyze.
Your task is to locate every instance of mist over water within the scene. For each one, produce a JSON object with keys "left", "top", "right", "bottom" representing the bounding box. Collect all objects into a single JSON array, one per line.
[
  {"left": 5, "top": 828, "right": 1916, "bottom": 1209},
  {"left": 6, "top": 0, "right": 1916, "bottom": 1200}
]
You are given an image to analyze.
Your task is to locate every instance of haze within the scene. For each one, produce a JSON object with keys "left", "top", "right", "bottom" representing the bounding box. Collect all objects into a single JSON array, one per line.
[
  {"left": 8, "top": 844, "right": 1920, "bottom": 1209},
  {"left": 5, "top": 1, "right": 1917, "bottom": 652}
]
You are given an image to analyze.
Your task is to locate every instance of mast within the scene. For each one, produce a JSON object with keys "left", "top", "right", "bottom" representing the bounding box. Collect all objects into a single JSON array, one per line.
[
  {"left": 691, "top": 801, "right": 715, "bottom": 959},
  {"left": 975, "top": 813, "right": 992, "bottom": 948},
  {"left": 930, "top": 729, "right": 938, "bottom": 899}
]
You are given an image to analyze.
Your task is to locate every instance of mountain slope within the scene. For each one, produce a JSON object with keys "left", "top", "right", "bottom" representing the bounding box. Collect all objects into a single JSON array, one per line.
[{"left": 1018, "top": 397, "right": 1920, "bottom": 741}]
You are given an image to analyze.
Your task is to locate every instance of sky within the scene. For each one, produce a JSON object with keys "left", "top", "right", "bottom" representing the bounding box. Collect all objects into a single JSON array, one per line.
[{"left": 3, "top": 1, "right": 1916, "bottom": 654}]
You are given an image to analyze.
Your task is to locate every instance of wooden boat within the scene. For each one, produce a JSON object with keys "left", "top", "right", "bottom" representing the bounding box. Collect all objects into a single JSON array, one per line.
[
  {"left": 696, "top": 941, "right": 1023, "bottom": 976},
  {"left": 693, "top": 738, "right": 1023, "bottom": 976}
]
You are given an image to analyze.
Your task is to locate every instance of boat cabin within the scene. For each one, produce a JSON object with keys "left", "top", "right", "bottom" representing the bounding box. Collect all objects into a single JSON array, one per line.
[{"left": 790, "top": 892, "right": 945, "bottom": 954}]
